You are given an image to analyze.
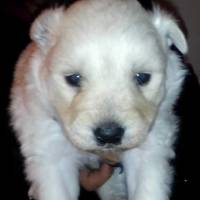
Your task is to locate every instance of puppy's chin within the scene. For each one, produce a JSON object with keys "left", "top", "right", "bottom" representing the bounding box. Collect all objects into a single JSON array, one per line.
[
  {"left": 91, "top": 149, "right": 122, "bottom": 165},
  {"left": 68, "top": 139, "right": 122, "bottom": 164}
]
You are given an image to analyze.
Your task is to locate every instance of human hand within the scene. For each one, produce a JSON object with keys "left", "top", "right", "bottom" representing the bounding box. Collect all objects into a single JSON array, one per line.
[{"left": 79, "top": 163, "right": 113, "bottom": 191}]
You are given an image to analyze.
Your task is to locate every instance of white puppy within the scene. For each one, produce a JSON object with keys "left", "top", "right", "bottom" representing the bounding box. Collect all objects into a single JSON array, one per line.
[{"left": 10, "top": 0, "right": 188, "bottom": 200}]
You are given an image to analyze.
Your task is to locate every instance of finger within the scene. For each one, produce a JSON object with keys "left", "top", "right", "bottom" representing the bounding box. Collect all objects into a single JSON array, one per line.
[
  {"left": 97, "top": 163, "right": 114, "bottom": 180},
  {"left": 80, "top": 164, "right": 113, "bottom": 191}
]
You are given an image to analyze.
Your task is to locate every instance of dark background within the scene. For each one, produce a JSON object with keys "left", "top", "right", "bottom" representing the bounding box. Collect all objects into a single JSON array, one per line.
[{"left": 2, "top": 0, "right": 199, "bottom": 199}]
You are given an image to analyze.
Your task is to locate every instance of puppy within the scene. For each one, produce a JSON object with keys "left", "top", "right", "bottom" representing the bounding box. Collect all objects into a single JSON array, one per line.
[{"left": 10, "top": 0, "right": 188, "bottom": 199}]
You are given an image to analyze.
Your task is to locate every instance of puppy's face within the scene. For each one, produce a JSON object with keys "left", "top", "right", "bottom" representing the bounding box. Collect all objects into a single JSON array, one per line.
[
  {"left": 32, "top": 1, "right": 187, "bottom": 153},
  {"left": 47, "top": 18, "right": 166, "bottom": 152}
]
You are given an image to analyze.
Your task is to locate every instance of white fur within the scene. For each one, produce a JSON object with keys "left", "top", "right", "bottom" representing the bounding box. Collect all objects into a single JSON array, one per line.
[{"left": 10, "top": 0, "right": 187, "bottom": 200}]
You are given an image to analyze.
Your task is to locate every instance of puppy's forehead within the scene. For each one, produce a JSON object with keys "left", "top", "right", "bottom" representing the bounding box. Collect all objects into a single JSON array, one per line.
[
  {"left": 53, "top": 0, "right": 165, "bottom": 71},
  {"left": 60, "top": 0, "right": 152, "bottom": 40}
]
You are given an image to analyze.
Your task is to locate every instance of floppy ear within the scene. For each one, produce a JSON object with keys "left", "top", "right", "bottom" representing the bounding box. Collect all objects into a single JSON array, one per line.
[
  {"left": 151, "top": 8, "right": 188, "bottom": 54},
  {"left": 30, "top": 8, "right": 64, "bottom": 52}
]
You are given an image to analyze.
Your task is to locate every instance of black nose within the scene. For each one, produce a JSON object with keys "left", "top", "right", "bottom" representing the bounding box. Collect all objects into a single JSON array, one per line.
[{"left": 94, "top": 122, "right": 125, "bottom": 145}]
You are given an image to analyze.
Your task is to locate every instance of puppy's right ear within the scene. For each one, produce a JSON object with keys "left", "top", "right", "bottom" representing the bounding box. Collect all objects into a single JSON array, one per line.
[
  {"left": 151, "top": 8, "right": 188, "bottom": 55},
  {"left": 30, "top": 8, "right": 64, "bottom": 52}
]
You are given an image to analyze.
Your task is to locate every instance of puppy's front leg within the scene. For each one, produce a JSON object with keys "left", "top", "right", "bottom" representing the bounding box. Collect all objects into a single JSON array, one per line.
[
  {"left": 15, "top": 116, "right": 80, "bottom": 200},
  {"left": 123, "top": 148, "right": 172, "bottom": 200},
  {"left": 27, "top": 157, "right": 79, "bottom": 200}
]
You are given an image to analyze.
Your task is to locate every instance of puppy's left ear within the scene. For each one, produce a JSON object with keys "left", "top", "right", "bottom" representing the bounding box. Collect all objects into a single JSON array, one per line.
[
  {"left": 152, "top": 8, "right": 188, "bottom": 54},
  {"left": 30, "top": 7, "right": 64, "bottom": 53}
]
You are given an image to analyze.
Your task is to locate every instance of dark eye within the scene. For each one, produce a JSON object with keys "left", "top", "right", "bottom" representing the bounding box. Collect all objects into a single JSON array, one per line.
[
  {"left": 65, "top": 73, "right": 81, "bottom": 87},
  {"left": 134, "top": 73, "right": 151, "bottom": 86}
]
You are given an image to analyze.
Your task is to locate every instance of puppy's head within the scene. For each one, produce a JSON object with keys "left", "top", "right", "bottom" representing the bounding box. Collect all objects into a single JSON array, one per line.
[{"left": 30, "top": 0, "right": 187, "bottom": 153}]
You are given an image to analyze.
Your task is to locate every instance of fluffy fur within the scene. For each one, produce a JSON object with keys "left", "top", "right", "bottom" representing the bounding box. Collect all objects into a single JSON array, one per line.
[{"left": 10, "top": 0, "right": 188, "bottom": 200}]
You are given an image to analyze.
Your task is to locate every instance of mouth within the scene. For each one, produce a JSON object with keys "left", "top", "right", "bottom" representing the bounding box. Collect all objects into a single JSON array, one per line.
[{"left": 99, "top": 143, "right": 119, "bottom": 149}]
